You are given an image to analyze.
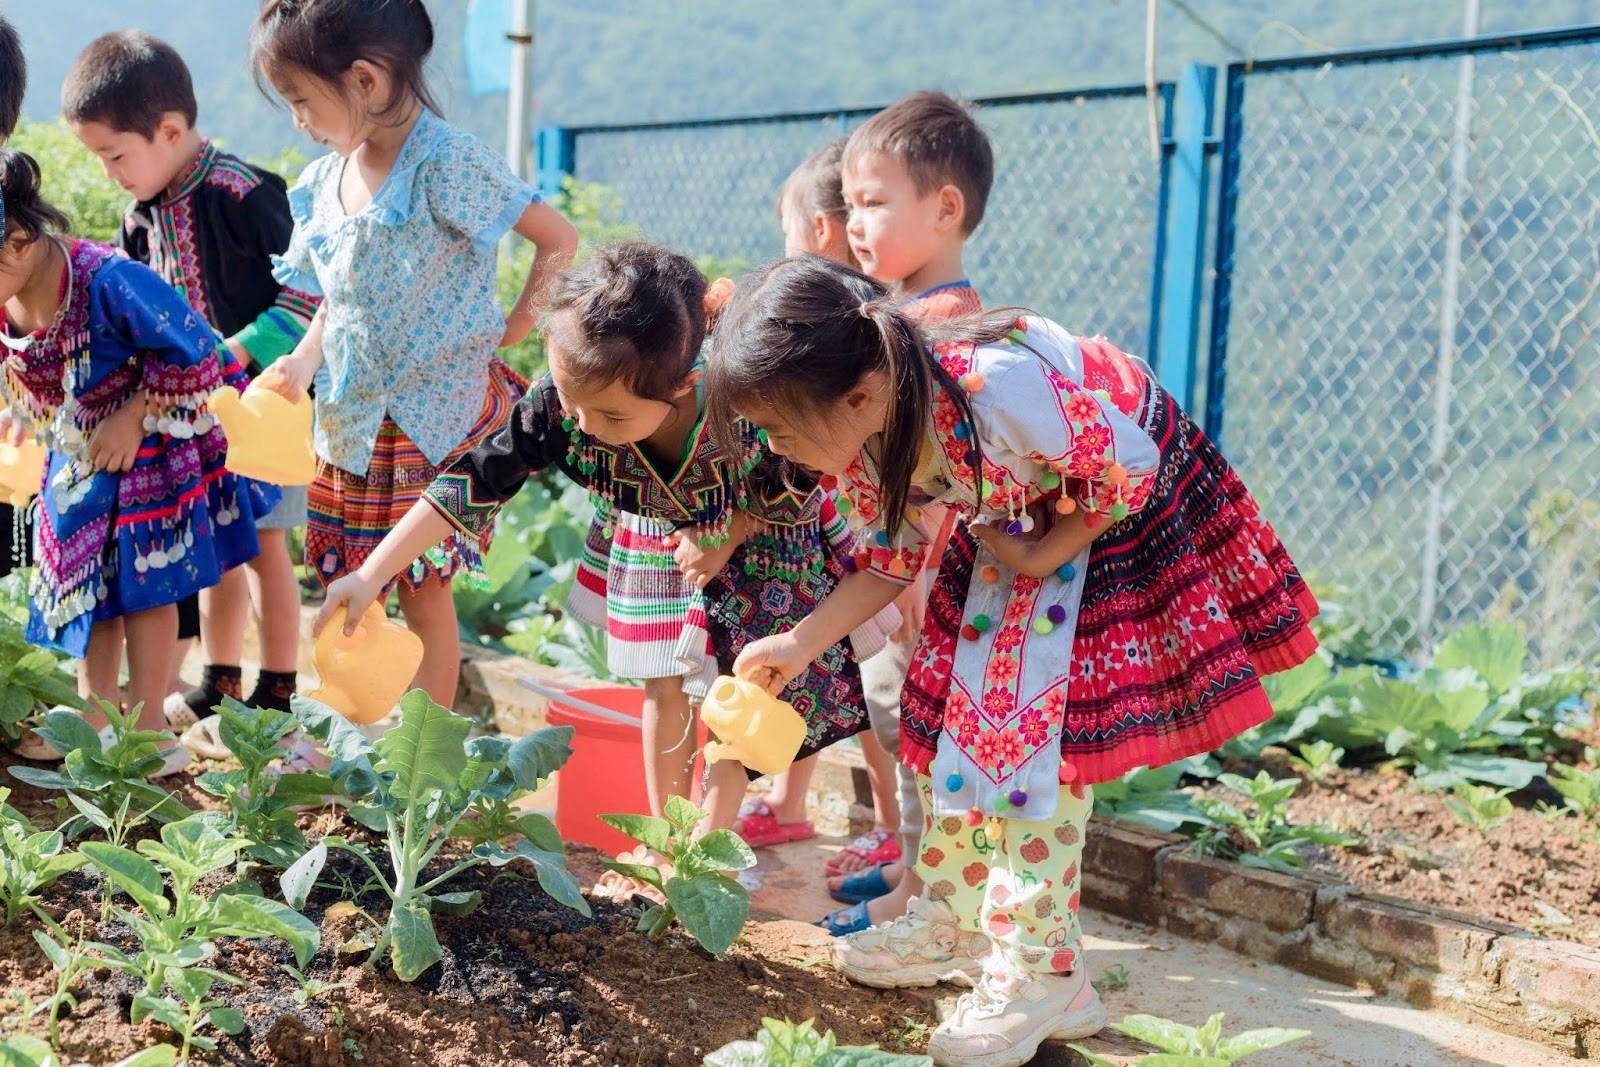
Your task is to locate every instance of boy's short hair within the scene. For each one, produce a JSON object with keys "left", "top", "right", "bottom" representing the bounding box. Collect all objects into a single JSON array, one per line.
[
  {"left": 845, "top": 90, "right": 994, "bottom": 235},
  {"left": 62, "top": 30, "right": 197, "bottom": 138},
  {"left": 0, "top": 15, "right": 25, "bottom": 142}
]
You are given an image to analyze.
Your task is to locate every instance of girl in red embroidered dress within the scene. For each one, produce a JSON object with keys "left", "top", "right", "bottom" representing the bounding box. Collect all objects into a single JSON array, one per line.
[{"left": 705, "top": 255, "right": 1318, "bottom": 1067}]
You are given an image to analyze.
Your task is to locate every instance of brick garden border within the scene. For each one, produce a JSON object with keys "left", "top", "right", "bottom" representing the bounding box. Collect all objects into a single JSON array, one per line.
[{"left": 458, "top": 651, "right": 1600, "bottom": 1059}]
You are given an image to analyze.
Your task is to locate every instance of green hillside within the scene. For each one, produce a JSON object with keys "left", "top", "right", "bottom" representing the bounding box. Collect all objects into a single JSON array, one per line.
[{"left": 6, "top": 0, "right": 1594, "bottom": 159}]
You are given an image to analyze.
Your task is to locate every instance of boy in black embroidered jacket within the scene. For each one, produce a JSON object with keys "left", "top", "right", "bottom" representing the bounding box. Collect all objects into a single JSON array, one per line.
[{"left": 65, "top": 30, "right": 318, "bottom": 716}]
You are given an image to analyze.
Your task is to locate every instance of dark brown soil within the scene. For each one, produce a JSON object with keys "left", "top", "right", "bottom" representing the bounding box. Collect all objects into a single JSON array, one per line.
[
  {"left": 1198, "top": 757, "right": 1600, "bottom": 946},
  {"left": 0, "top": 749, "right": 936, "bottom": 1065}
]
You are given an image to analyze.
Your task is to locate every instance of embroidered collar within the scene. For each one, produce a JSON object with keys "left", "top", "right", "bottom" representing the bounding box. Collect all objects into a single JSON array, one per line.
[{"left": 162, "top": 140, "right": 219, "bottom": 204}]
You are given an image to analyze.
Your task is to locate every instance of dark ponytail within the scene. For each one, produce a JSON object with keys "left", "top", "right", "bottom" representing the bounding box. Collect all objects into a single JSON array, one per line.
[
  {"left": 1, "top": 151, "right": 71, "bottom": 246},
  {"left": 706, "top": 254, "right": 986, "bottom": 538}
]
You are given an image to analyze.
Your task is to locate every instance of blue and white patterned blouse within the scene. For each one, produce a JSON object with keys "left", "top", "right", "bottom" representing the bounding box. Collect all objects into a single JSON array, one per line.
[{"left": 272, "top": 109, "right": 537, "bottom": 476}]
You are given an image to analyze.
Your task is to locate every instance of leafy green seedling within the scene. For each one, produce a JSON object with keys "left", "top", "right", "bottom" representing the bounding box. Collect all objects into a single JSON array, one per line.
[
  {"left": 30, "top": 914, "right": 134, "bottom": 1049},
  {"left": 0, "top": 788, "right": 87, "bottom": 924},
  {"left": 1073, "top": 1011, "right": 1310, "bottom": 1065},
  {"left": 1287, "top": 740, "right": 1344, "bottom": 781},
  {"left": 281, "top": 691, "right": 588, "bottom": 981},
  {"left": 1550, "top": 748, "right": 1600, "bottom": 822},
  {"left": 82, "top": 812, "right": 318, "bottom": 1062},
  {"left": 705, "top": 1017, "right": 932, "bottom": 1066},
  {"left": 0, "top": 571, "right": 84, "bottom": 749},
  {"left": 1092, "top": 963, "right": 1132, "bottom": 994},
  {"left": 1443, "top": 782, "right": 1514, "bottom": 836},
  {"left": 9, "top": 701, "right": 189, "bottom": 824},
  {"left": 1193, "top": 771, "right": 1359, "bottom": 873},
  {"left": 601, "top": 795, "right": 756, "bottom": 955},
  {"left": 194, "top": 698, "right": 336, "bottom": 868}
]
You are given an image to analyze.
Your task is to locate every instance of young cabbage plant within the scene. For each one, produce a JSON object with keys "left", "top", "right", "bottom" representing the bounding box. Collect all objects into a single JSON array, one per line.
[{"left": 282, "top": 691, "right": 588, "bottom": 981}]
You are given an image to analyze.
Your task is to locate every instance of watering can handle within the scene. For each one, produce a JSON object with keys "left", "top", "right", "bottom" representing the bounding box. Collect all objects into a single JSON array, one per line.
[{"left": 516, "top": 675, "right": 645, "bottom": 727}]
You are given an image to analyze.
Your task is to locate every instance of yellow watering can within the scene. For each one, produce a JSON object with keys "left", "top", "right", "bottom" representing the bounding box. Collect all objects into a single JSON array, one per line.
[
  {"left": 305, "top": 603, "right": 424, "bottom": 725},
  {"left": 0, "top": 439, "right": 47, "bottom": 507},
  {"left": 700, "top": 675, "right": 807, "bottom": 777},
  {"left": 208, "top": 384, "right": 316, "bottom": 486}
]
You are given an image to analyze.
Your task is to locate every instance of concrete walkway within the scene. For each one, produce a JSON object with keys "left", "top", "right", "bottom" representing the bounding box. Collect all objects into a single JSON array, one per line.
[{"left": 745, "top": 834, "right": 1572, "bottom": 1067}]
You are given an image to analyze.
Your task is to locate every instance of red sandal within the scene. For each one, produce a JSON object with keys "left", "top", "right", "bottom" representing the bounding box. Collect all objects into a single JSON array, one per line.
[
  {"left": 824, "top": 829, "right": 902, "bottom": 876},
  {"left": 733, "top": 796, "right": 815, "bottom": 848}
]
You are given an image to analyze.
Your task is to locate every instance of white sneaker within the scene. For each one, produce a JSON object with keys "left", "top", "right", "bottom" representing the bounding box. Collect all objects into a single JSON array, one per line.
[
  {"left": 832, "top": 895, "right": 989, "bottom": 989},
  {"left": 929, "top": 968, "right": 1107, "bottom": 1067}
]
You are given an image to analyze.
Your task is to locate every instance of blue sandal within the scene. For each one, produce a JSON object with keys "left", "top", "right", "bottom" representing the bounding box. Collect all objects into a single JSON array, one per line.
[
  {"left": 830, "top": 861, "right": 893, "bottom": 904},
  {"left": 816, "top": 901, "right": 873, "bottom": 936}
]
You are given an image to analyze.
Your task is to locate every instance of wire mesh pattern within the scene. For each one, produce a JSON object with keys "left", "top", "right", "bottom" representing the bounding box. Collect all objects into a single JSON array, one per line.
[
  {"left": 1216, "top": 37, "right": 1600, "bottom": 662},
  {"left": 571, "top": 88, "right": 1169, "bottom": 354}
]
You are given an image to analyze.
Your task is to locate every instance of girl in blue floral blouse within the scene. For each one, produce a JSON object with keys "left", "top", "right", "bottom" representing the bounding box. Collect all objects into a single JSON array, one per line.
[{"left": 252, "top": 0, "right": 578, "bottom": 708}]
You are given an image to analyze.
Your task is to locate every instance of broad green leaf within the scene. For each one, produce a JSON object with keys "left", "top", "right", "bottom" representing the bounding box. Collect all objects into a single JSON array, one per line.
[
  {"left": 388, "top": 902, "right": 444, "bottom": 981},
  {"left": 1261, "top": 654, "right": 1332, "bottom": 714},
  {"left": 0, "top": 687, "right": 32, "bottom": 726},
  {"left": 267, "top": 771, "right": 338, "bottom": 808},
  {"left": 1431, "top": 753, "right": 1544, "bottom": 790},
  {"left": 476, "top": 840, "right": 590, "bottom": 915},
  {"left": 1214, "top": 1025, "right": 1312, "bottom": 1058},
  {"left": 599, "top": 812, "right": 674, "bottom": 854},
  {"left": 207, "top": 1006, "right": 247, "bottom": 1035},
  {"left": 374, "top": 691, "right": 471, "bottom": 801},
  {"left": 210, "top": 894, "right": 320, "bottom": 967},
  {"left": 0, "top": 1035, "right": 57, "bottom": 1066},
  {"left": 1112, "top": 1014, "right": 1199, "bottom": 1054},
  {"left": 281, "top": 843, "right": 328, "bottom": 911},
  {"left": 664, "top": 794, "right": 707, "bottom": 834},
  {"left": 694, "top": 829, "right": 757, "bottom": 874},
  {"left": 1420, "top": 670, "right": 1490, "bottom": 732},
  {"left": 1194, "top": 1012, "right": 1225, "bottom": 1054},
  {"left": 514, "top": 812, "right": 565, "bottom": 853},
  {"left": 505, "top": 726, "right": 576, "bottom": 788},
  {"left": 33, "top": 709, "right": 100, "bottom": 759},
  {"left": 32, "top": 928, "right": 69, "bottom": 970},
  {"left": 604, "top": 860, "right": 666, "bottom": 891},
  {"left": 424, "top": 890, "right": 483, "bottom": 916},
  {"left": 194, "top": 769, "right": 248, "bottom": 799},
  {"left": 665, "top": 872, "right": 749, "bottom": 955},
  {"left": 82, "top": 842, "right": 170, "bottom": 918},
  {"left": 1435, "top": 623, "right": 1527, "bottom": 696},
  {"left": 291, "top": 694, "right": 377, "bottom": 777}
]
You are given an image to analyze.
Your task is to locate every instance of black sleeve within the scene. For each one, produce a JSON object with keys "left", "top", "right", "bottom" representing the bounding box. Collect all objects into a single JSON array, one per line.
[{"left": 422, "top": 376, "right": 570, "bottom": 539}]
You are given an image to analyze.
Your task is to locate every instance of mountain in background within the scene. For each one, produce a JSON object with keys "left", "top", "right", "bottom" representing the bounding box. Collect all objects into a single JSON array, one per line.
[{"left": 6, "top": 0, "right": 1593, "bottom": 160}]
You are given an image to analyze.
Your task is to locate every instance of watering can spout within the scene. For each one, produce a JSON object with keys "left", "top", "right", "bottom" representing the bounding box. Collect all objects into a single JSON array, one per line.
[{"left": 698, "top": 675, "right": 806, "bottom": 777}]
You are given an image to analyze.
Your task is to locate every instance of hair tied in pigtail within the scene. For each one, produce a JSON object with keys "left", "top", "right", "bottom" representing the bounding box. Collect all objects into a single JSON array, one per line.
[{"left": 703, "top": 277, "right": 735, "bottom": 327}]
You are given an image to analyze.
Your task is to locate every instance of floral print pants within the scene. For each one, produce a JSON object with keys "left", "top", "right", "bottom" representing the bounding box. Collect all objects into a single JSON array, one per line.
[{"left": 915, "top": 776, "right": 1092, "bottom": 976}]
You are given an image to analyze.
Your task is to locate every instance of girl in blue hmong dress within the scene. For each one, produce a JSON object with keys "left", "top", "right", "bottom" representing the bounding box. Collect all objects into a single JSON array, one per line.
[{"left": 0, "top": 151, "right": 276, "bottom": 773}]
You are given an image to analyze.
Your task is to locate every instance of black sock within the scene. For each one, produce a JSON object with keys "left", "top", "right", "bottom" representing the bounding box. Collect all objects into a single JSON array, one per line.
[
  {"left": 249, "top": 670, "right": 298, "bottom": 712},
  {"left": 182, "top": 664, "right": 243, "bottom": 716}
]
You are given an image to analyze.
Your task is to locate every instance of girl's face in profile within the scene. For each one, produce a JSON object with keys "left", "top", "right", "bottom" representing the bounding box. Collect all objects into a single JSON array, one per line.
[
  {"left": 547, "top": 336, "right": 692, "bottom": 448},
  {"left": 735, "top": 369, "right": 889, "bottom": 478}
]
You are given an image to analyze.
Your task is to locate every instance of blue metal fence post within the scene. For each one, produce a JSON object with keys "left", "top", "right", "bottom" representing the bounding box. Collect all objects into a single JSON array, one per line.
[
  {"left": 1145, "top": 83, "right": 1177, "bottom": 366},
  {"left": 1203, "top": 65, "right": 1248, "bottom": 448},
  {"left": 1153, "top": 65, "right": 1217, "bottom": 413},
  {"left": 535, "top": 126, "right": 575, "bottom": 201}
]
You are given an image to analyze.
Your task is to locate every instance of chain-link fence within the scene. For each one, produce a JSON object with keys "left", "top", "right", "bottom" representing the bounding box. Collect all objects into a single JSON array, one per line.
[
  {"left": 570, "top": 86, "right": 1172, "bottom": 356},
  {"left": 552, "top": 28, "right": 1600, "bottom": 664},
  {"left": 1212, "top": 29, "right": 1600, "bottom": 663}
]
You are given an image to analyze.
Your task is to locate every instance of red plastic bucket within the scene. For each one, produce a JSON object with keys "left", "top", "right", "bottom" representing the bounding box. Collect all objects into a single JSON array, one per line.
[{"left": 545, "top": 686, "right": 706, "bottom": 857}]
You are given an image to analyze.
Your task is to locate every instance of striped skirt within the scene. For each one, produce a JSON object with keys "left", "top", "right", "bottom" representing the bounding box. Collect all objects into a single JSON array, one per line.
[{"left": 306, "top": 360, "right": 525, "bottom": 592}]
